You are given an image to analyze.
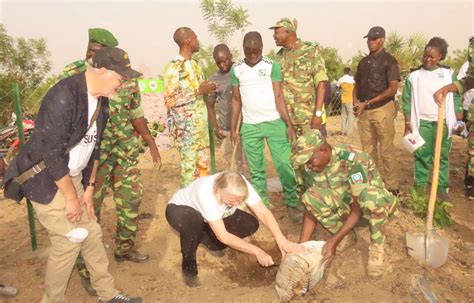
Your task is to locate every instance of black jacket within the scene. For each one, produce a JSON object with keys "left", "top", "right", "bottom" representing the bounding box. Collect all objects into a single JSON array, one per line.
[{"left": 4, "top": 72, "right": 109, "bottom": 204}]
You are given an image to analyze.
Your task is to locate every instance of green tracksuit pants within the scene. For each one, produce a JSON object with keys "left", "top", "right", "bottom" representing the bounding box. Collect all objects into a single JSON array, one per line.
[
  {"left": 240, "top": 118, "right": 298, "bottom": 208},
  {"left": 414, "top": 119, "right": 452, "bottom": 192}
]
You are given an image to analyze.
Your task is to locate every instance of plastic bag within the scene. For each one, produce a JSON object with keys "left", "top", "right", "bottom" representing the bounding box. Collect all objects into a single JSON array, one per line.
[{"left": 274, "top": 241, "right": 326, "bottom": 302}]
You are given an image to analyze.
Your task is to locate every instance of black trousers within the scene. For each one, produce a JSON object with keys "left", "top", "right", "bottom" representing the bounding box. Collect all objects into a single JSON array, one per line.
[{"left": 165, "top": 203, "right": 259, "bottom": 276}]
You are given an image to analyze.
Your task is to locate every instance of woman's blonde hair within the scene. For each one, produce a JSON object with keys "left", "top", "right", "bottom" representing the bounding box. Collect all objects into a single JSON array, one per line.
[{"left": 213, "top": 171, "right": 249, "bottom": 201}]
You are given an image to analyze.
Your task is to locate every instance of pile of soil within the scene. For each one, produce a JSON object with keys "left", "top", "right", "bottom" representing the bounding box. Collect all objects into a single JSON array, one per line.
[{"left": 0, "top": 112, "right": 473, "bottom": 302}]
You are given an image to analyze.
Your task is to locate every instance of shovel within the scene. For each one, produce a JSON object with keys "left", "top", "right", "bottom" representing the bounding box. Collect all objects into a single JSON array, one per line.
[
  {"left": 406, "top": 103, "right": 449, "bottom": 268},
  {"left": 230, "top": 113, "right": 242, "bottom": 171}
]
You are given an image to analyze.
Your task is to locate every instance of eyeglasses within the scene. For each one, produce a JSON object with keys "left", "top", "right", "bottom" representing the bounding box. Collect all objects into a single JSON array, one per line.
[{"left": 108, "top": 70, "right": 125, "bottom": 86}]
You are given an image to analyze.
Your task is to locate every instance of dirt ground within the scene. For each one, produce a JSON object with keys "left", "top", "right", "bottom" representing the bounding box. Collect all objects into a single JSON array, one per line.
[{"left": 1, "top": 112, "right": 473, "bottom": 303}]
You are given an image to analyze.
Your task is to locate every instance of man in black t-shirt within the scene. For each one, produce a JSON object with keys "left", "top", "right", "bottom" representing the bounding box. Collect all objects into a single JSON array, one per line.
[{"left": 353, "top": 26, "right": 401, "bottom": 197}]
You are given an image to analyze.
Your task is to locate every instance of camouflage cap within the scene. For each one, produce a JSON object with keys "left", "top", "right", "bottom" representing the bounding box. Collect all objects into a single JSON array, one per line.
[
  {"left": 291, "top": 129, "right": 324, "bottom": 167},
  {"left": 269, "top": 17, "right": 298, "bottom": 32},
  {"left": 88, "top": 28, "right": 119, "bottom": 47}
]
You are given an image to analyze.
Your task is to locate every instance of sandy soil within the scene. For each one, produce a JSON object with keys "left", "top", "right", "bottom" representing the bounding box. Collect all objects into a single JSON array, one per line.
[{"left": 1, "top": 111, "right": 473, "bottom": 303}]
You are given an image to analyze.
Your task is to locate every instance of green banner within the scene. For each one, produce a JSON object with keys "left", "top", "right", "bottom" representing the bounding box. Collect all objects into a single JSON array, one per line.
[{"left": 138, "top": 79, "right": 164, "bottom": 93}]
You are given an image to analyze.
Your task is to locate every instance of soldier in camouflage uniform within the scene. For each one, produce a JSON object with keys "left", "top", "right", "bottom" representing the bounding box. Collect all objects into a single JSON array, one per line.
[
  {"left": 270, "top": 17, "right": 329, "bottom": 220},
  {"left": 164, "top": 27, "right": 216, "bottom": 188},
  {"left": 435, "top": 37, "right": 474, "bottom": 198},
  {"left": 292, "top": 130, "right": 397, "bottom": 278},
  {"left": 58, "top": 28, "right": 162, "bottom": 295}
]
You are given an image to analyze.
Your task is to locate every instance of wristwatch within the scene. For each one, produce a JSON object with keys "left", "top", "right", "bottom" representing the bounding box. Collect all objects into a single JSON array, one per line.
[{"left": 315, "top": 110, "right": 323, "bottom": 118}]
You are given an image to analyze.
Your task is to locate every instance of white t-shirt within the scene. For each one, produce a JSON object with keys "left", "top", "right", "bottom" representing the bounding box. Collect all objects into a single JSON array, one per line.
[
  {"left": 230, "top": 57, "right": 282, "bottom": 124},
  {"left": 68, "top": 93, "right": 98, "bottom": 176},
  {"left": 458, "top": 61, "right": 474, "bottom": 110},
  {"left": 408, "top": 67, "right": 455, "bottom": 121},
  {"left": 169, "top": 173, "right": 261, "bottom": 222},
  {"left": 336, "top": 74, "right": 355, "bottom": 87}
]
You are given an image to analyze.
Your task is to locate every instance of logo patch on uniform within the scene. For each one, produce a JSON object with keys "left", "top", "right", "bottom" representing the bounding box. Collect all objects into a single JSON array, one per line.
[
  {"left": 259, "top": 69, "right": 266, "bottom": 76},
  {"left": 351, "top": 172, "right": 364, "bottom": 184},
  {"left": 340, "top": 150, "right": 356, "bottom": 161},
  {"left": 348, "top": 152, "right": 355, "bottom": 161}
]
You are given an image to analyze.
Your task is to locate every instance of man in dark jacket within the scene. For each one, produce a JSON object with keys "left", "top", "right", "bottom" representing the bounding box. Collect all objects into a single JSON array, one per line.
[{"left": 4, "top": 47, "right": 144, "bottom": 303}]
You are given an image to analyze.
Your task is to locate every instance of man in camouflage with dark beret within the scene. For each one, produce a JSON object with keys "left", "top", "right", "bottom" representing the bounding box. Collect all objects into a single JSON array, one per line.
[
  {"left": 292, "top": 130, "right": 397, "bottom": 278},
  {"left": 58, "top": 28, "right": 161, "bottom": 295},
  {"left": 270, "top": 17, "right": 329, "bottom": 221}
]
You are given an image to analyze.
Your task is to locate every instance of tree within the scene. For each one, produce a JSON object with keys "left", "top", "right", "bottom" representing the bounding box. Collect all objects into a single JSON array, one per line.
[
  {"left": 319, "top": 46, "right": 345, "bottom": 82},
  {"left": 197, "top": 0, "right": 251, "bottom": 79},
  {"left": 349, "top": 50, "right": 365, "bottom": 74},
  {"left": 200, "top": 0, "right": 251, "bottom": 45},
  {"left": 385, "top": 32, "right": 427, "bottom": 77},
  {"left": 0, "top": 24, "right": 51, "bottom": 123},
  {"left": 193, "top": 44, "right": 218, "bottom": 80},
  {"left": 444, "top": 48, "right": 468, "bottom": 73}
]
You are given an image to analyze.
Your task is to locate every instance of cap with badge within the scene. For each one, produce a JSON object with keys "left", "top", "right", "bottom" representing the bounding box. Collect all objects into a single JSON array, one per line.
[
  {"left": 88, "top": 28, "right": 119, "bottom": 47},
  {"left": 269, "top": 17, "right": 298, "bottom": 32},
  {"left": 363, "top": 26, "right": 386, "bottom": 39},
  {"left": 92, "top": 47, "right": 142, "bottom": 79},
  {"left": 291, "top": 129, "right": 324, "bottom": 167}
]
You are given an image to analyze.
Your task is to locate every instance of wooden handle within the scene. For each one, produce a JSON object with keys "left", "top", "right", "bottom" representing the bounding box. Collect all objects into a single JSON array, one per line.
[
  {"left": 426, "top": 104, "right": 444, "bottom": 234},
  {"left": 230, "top": 113, "right": 242, "bottom": 171}
]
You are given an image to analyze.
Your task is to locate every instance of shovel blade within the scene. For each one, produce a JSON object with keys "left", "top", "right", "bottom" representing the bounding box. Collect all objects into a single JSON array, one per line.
[{"left": 406, "top": 232, "right": 449, "bottom": 268}]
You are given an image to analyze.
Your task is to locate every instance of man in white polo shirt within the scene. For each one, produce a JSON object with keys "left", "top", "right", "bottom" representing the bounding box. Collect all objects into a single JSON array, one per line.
[{"left": 230, "top": 31, "right": 299, "bottom": 220}]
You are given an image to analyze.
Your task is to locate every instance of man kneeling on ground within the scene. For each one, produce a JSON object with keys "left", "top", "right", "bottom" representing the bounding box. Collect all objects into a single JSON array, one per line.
[{"left": 291, "top": 130, "right": 397, "bottom": 278}]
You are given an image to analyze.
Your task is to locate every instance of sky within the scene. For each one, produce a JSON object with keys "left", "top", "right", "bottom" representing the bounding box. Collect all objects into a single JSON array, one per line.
[{"left": 1, "top": 0, "right": 473, "bottom": 77}]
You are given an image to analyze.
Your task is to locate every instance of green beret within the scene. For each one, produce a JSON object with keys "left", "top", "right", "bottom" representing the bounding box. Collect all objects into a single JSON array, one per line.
[
  {"left": 88, "top": 28, "right": 118, "bottom": 47},
  {"left": 269, "top": 17, "right": 298, "bottom": 32},
  {"left": 291, "top": 129, "right": 323, "bottom": 167}
]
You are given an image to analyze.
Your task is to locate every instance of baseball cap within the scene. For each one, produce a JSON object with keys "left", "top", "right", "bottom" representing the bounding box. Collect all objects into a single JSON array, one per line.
[
  {"left": 363, "top": 26, "right": 386, "bottom": 39},
  {"left": 269, "top": 17, "right": 298, "bottom": 32},
  {"left": 92, "top": 47, "right": 142, "bottom": 80},
  {"left": 88, "top": 28, "right": 118, "bottom": 47},
  {"left": 290, "top": 129, "right": 324, "bottom": 167}
]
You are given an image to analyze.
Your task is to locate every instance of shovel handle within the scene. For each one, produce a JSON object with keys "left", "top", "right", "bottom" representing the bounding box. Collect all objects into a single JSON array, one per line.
[
  {"left": 426, "top": 103, "right": 444, "bottom": 234},
  {"left": 230, "top": 113, "right": 242, "bottom": 171}
]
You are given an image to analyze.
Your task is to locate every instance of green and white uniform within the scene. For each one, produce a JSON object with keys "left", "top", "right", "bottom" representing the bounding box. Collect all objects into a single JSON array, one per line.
[
  {"left": 230, "top": 57, "right": 298, "bottom": 208},
  {"left": 402, "top": 66, "right": 462, "bottom": 192}
]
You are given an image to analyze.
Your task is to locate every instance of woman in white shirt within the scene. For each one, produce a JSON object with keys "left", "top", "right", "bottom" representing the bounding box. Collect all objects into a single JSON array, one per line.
[
  {"left": 402, "top": 37, "right": 463, "bottom": 201},
  {"left": 166, "top": 171, "right": 304, "bottom": 288}
]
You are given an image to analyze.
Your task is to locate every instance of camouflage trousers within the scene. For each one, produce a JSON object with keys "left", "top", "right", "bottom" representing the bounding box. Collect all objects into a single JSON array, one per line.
[
  {"left": 77, "top": 146, "right": 143, "bottom": 280},
  {"left": 302, "top": 185, "right": 396, "bottom": 244},
  {"left": 94, "top": 151, "right": 143, "bottom": 254}
]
